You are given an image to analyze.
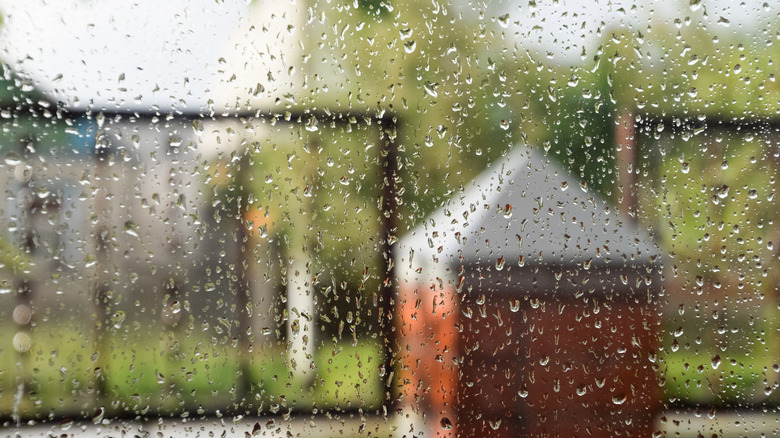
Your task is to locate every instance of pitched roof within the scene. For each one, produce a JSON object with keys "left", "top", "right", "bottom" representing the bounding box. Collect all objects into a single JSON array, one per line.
[{"left": 396, "top": 146, "right": 660, "bottom": 280}]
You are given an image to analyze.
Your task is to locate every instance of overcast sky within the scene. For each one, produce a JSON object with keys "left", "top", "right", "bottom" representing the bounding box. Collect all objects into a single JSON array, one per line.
[
  {"left": 485, "top": 0, "right": 767, "bottom": 61},
  {"left": 0, "top": 0, "right": 250, "bottom": 112},
  {"left": 0, "top": 0, "right": 770, "bottom": 113}
]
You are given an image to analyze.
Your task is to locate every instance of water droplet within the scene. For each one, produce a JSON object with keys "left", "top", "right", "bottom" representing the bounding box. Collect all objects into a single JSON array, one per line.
[
  {"left": 130, "top": 135, "right": 141, "bottom": 149},
  {"left": 12, "top": 332, "right": 31, "bottom": 353},
  {"left": 500, "top": 119, "right": 510, "bottom": 130},
  {"left": 612, "top": 394, "right": 627, "bottom": 405},
  {"left": 12, "top": 305, "right": 31, "bottom": 325},
  {"left": 192, "top": 120, "right": 203, "bottom": 136},
  {"left": 4, "top": 152, "right": 21, "bottom": 166},
  {"left": 404, "top": 40, "right": 416, "bottom": 53},
  {"left": 681, "top": 162, "right": 690, "bottom": 174},
  {"left": 497, "top": 13, "right": 509, "bottom": 28},
  {"left": 489, "top": 419, "right": 502, "bottom": 430},
  {"left": 124, "top": 221, "right": 139, "bottom": 237},
  {"left": 496, "top": 256, "right": 505, "bottom": 271},
  {"left": 717, "top": 185, "right": 729, "bottom": 199},
  {"left": 305, "top": 117, "right": 319, "bottom": 132},
  {"left": 712, "top": 355, "right": 721, "bottom": 369},
  {"left": 92, "top": 407, "right": 105, "bottom": 424},
  {"left": 440, "top": 417, "right": 453, "bottom": 430},
  {"left": 423, "top": 82, "right": 438, "bottom": 99},
  {"left": 111, "top": 311, "right": 126, "bottom": 329},
  {"left": 59, "top": 418, "right": 74, "bottom": 430}
]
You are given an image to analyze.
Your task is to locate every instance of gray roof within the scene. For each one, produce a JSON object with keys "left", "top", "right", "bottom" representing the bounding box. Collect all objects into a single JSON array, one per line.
[{"left": 396, "top": 146, "right": 660, "bottom": 280}]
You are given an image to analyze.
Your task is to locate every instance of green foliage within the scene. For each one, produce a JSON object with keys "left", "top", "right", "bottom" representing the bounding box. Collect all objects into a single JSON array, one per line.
[
  {"left": 356, "top": 0, "right": 390, "bottom": 17},
  {"left": 0, "top": 64, "right": 48, "bottom": 108},
  {"left": 639, "top": 126, "right": 780, "bottom": 312},
  {"left": 543, "top": 62, "right": 618, "bottom": 199}
]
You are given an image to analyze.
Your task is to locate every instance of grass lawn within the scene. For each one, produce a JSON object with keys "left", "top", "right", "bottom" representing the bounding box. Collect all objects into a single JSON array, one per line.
[
  {"left": 661, "top": 349, "right": 767, "bottom": 406},
  {"left": 0, "top": 321, "right": 384, "bottom": 421}
]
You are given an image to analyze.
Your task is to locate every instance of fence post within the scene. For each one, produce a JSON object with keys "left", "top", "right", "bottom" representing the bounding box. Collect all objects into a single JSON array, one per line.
[{"left": 379, "top": 115, "right": 399, "bottom": 412}]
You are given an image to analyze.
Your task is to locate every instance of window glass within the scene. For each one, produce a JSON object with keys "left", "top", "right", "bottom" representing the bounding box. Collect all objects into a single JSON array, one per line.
[{"left": 0, "top": 0, "right": 777, "bottom": 436}]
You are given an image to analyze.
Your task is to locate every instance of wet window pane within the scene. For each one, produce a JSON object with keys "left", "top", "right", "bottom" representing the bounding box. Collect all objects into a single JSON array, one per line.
[{"left": 0, "top": 0, "right": 778, "bottom": 436}]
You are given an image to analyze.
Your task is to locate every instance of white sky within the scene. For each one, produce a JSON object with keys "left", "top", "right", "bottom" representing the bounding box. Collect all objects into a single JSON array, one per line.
[
  {"left": 0, "top": 0, "right": 769, "bottom": 113},
  {"left": 0, "top": 0, "right": 251, "bottom": 112},
  {"left": 484, "top": 0, "right": 769, "bottom": 62}
]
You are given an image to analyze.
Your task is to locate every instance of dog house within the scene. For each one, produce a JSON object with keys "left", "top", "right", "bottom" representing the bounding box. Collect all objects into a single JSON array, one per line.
[{"left": 396, "top": 146, "right": 661, "bottom": 437}]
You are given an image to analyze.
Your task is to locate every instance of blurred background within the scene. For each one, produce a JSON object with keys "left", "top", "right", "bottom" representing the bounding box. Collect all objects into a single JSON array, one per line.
[{"left": 0, "top": 0, "right": 778, "bottom": 436}]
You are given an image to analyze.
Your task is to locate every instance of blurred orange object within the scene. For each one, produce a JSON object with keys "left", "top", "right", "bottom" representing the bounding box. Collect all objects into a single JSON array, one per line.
[
  {"left": 398, "top": 281, "right": 458, "bottom": 437},
  {"left": 243, "top": 207, "right": 271, "bottom": 238}
]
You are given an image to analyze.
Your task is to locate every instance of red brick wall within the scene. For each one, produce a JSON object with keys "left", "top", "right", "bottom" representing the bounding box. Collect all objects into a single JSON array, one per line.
[{"left": 457, "top": 294, "right": 661, "bottom": 437}]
